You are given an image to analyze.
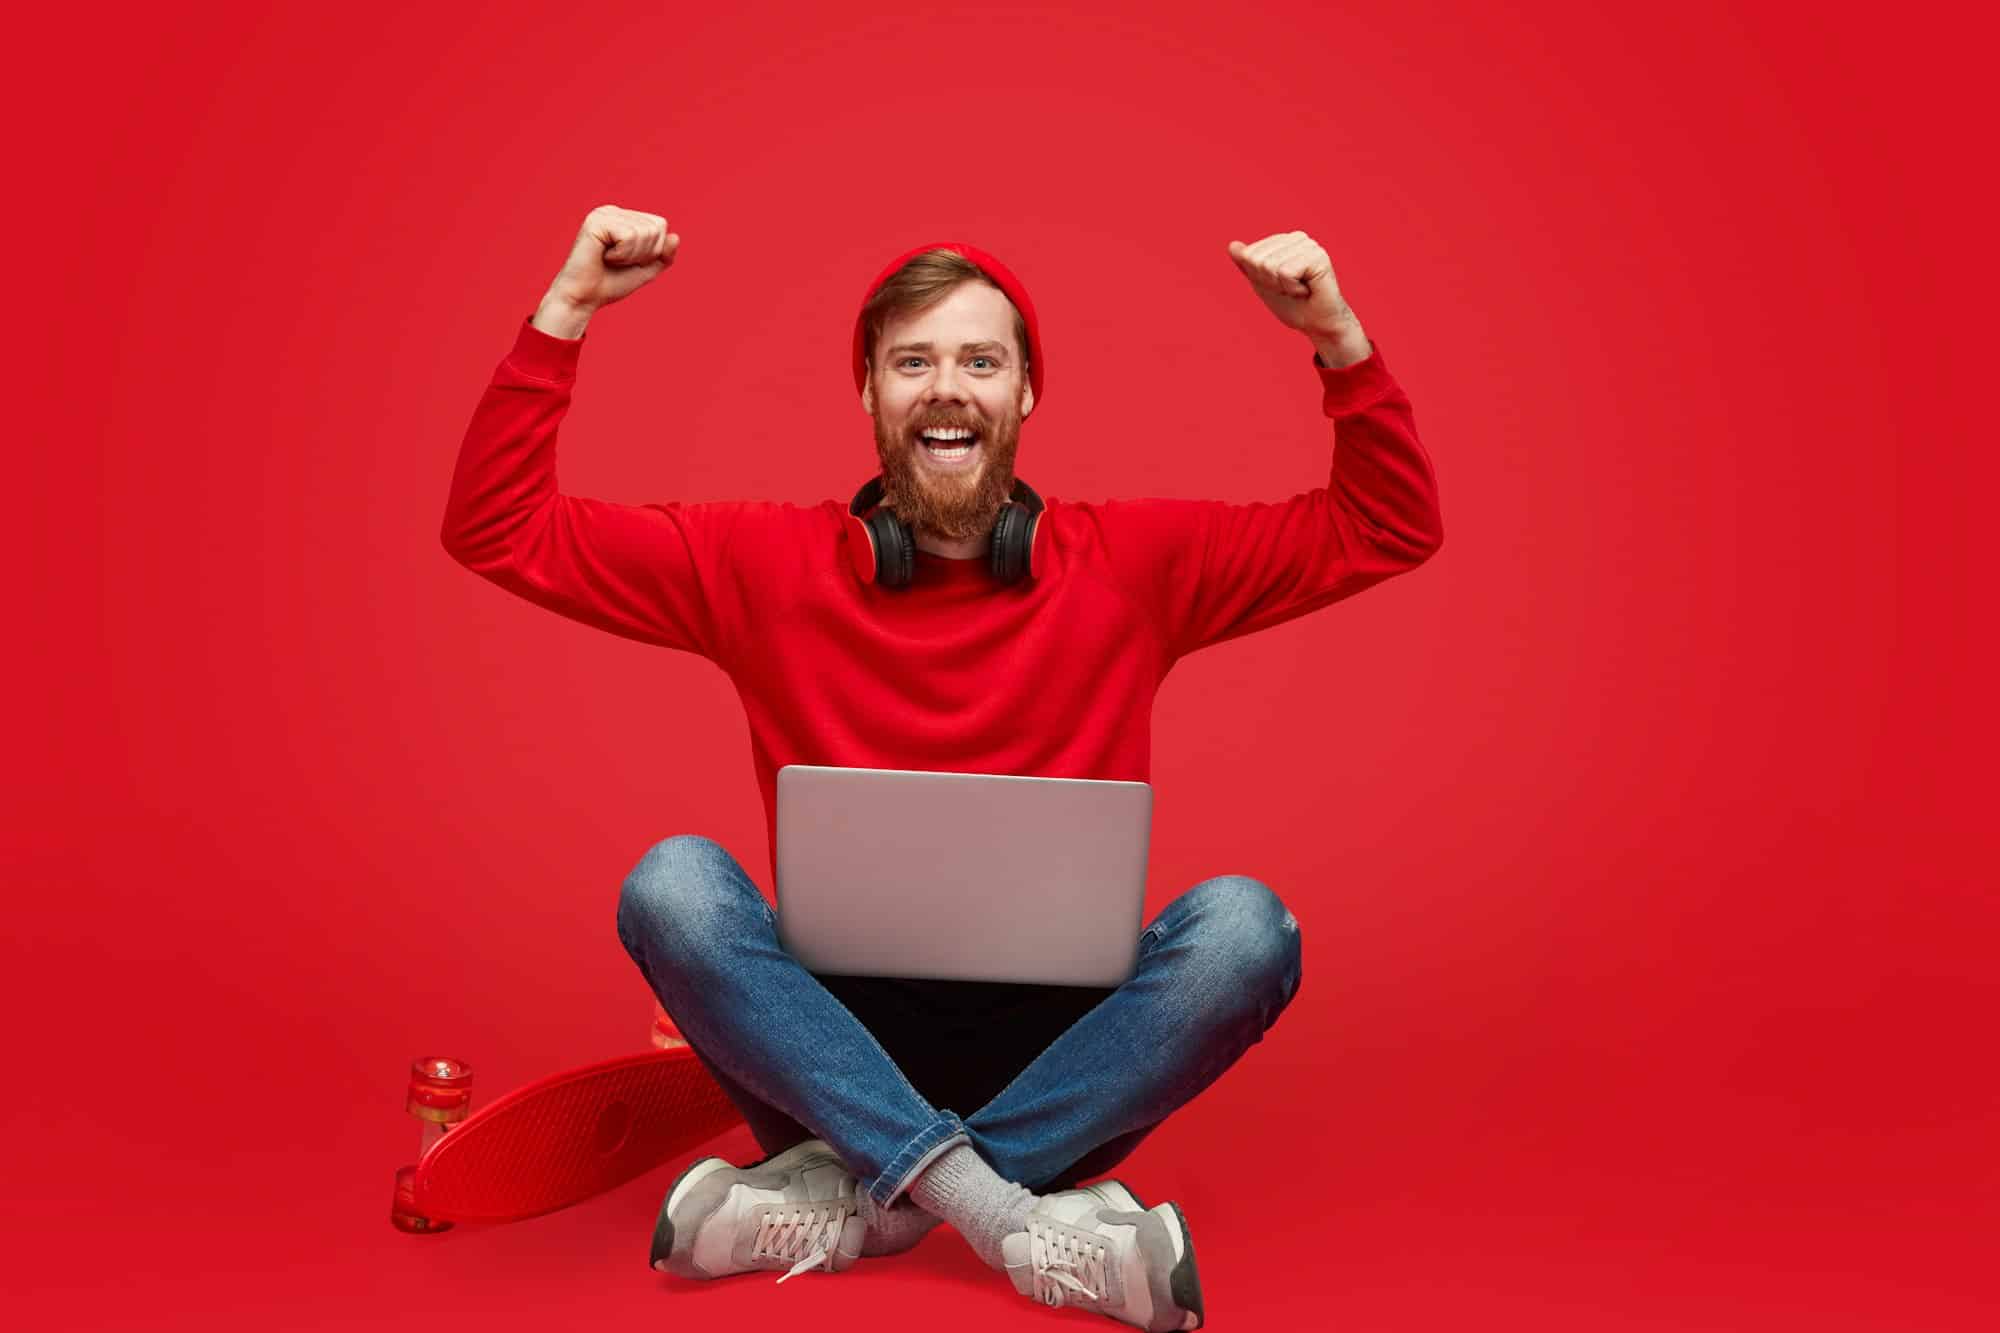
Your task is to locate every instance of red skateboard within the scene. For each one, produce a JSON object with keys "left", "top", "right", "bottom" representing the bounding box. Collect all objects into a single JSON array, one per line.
[{"left": 393, "top": 1008, "right": 745, "bottom": 1230}]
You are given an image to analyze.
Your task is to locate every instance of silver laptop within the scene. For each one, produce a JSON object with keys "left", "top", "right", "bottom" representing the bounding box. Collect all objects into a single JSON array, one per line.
[{"left": 775, "top": 764, "right": 1153, "bottom": 987}]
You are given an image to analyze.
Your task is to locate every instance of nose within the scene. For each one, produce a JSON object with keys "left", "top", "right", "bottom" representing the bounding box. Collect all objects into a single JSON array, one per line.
[{"left": 924, "top": 359, "right": 969, "bottom": 406}]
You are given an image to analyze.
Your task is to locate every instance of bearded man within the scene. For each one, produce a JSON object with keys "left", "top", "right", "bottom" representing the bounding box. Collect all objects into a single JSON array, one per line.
[{"left": 442, "top": 207, "right": 1444, "bottom": 1331}]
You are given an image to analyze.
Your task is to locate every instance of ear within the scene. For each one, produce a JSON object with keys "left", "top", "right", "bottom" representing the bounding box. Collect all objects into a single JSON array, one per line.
[
  {"left": 861, "top": 372, "right": 875, "bottom": 415},
  {"left": 1020, "top": 377, "right": 1034, "bottom": 420}
]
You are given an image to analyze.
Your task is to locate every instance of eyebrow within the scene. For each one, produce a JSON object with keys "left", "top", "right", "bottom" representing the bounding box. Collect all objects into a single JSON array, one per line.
[{"left": 885, "top": 340, "right": 1007, "bottom": 357}]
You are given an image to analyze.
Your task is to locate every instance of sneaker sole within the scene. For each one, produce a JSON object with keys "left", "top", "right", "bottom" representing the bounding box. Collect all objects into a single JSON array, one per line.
[{"left": 1161, "top": 1200, "right": 1205, "bottom": 1330}]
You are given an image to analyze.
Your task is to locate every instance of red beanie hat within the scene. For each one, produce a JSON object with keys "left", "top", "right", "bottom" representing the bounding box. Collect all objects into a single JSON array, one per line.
[{"left": 852, "top": 241, "right": 1045, "bottom": 410}]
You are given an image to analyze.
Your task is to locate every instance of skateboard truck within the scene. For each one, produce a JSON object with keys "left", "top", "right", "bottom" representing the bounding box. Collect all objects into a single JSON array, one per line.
[{"left": 391, "top": 1056, "right": 474, "bottom": 1234}]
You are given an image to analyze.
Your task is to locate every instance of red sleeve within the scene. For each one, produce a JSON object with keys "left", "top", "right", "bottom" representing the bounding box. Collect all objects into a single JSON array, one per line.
[
  {"left": 1097, "top": 339, "right": 1444, "bottom": 660},
  {"left": 440, "top": 315, "right": 761, "bottom": 662}
]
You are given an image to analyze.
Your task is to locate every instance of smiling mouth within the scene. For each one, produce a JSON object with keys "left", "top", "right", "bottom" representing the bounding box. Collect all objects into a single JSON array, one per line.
[{"left": 917, "top": 429, "right": 981, "bottom": 461}]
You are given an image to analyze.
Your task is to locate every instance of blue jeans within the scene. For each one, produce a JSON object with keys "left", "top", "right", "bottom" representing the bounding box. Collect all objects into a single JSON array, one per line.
[{"left": 615, "top": 834, "right": 1303, "bottom": 1212}]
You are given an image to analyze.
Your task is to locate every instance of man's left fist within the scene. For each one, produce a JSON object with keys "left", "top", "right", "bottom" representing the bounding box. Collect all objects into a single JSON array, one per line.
[{"left": 1227, "top": 231, "right": 1358, "bottom": 338}]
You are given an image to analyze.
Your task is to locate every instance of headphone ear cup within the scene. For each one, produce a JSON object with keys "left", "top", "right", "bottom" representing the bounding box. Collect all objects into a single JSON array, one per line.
[
  {"left": 867, "top": 507, "right": 916, "bottom": 588},
  {"left": 989, "top": 501, "right": 1029, "bottom": 584}
]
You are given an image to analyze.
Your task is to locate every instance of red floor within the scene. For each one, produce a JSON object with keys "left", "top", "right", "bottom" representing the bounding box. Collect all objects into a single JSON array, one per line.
[{"left": 12, "top": 1035, "right": 1988, "bottom": 1331}]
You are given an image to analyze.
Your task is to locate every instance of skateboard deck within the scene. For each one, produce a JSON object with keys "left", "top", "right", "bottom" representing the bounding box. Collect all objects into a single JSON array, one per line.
[{"left": 411, "top": 1046, "right": 744, "bottom": 1223}]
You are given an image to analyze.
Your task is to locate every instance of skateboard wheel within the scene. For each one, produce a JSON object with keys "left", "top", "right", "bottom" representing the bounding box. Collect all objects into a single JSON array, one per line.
[
  {"left": 408, "top": 1055, "right": 474, "bottom": 1157},
  {"left": 650, "top": 1001, "right": 688, "bottom": 1050},
  {"left": 390, "top": 1163, "right": 453, "bottom": 1234},
  {"left": 408, "top": 1056, "right": 474, "bottom": 1120}
]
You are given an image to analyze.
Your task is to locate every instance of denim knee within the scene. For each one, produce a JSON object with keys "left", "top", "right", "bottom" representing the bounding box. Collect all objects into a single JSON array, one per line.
[
  {"left": 1186, "top": 874, "right": 1304, "bottom": 1019},
  {"left": 615, "top": 834, "right": 759, "bottom": 970}
]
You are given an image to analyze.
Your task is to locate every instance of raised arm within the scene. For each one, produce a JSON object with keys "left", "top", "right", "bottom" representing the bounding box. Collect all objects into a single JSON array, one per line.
[
  {"left": 1100, "top": 231, "right": 1444, "bottom": 659},
  {"left": 441, "top": 206, "right": 749, "bottom": 662}
]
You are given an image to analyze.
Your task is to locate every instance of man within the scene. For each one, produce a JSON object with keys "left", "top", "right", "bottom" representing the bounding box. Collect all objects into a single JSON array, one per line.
[{"left": 441, "top": 206, "right": 1443, "bottom": 1330}]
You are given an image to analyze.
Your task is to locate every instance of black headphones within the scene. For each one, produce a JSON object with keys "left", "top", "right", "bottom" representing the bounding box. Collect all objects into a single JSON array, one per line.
[{"left": 843, "top": 475, "right": 1047, "bottom": 590}]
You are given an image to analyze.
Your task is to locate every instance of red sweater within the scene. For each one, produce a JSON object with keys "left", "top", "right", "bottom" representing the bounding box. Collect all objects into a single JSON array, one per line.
[{"left": 443, "top": 315, "right": 1444, "bottom": 885}]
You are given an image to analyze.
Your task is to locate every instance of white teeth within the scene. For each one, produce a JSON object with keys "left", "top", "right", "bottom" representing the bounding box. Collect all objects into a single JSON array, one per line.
[{"left": 920, "top": 423, "right": 977, "bottom": 462}]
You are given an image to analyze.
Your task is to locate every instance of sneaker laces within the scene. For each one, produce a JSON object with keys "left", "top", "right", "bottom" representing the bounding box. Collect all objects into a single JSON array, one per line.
[
  {"left": 1023, "top": 1217, "right": 1109, "bottom": 1307},
  {"left": 757, "top": 1200, "right": 856, "bottom": 1284}
]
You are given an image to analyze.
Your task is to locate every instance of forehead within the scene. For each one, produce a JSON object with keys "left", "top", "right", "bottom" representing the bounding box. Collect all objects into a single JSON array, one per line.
[{"left": 879, "top": 280, "right": 1018, "bottom": 352}]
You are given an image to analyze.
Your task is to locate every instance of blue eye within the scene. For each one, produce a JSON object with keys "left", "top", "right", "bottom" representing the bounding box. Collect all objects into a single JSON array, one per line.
[{"left": 896, "top": 355, "right": 998, "bottom": 370}]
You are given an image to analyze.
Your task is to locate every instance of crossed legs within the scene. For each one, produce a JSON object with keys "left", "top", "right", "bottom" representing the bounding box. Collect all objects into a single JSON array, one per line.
[{"left": 615, "top": 834, "right": 1303, "bottom": 1236}]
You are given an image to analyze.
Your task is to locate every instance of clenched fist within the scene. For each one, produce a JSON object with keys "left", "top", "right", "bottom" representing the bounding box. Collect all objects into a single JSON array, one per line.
[
  {"left": 544, "top": 205, "right": 681, "bottom": 317},
  {"left": 1227, "top": 231, "right": 1363, "bottom": 349}
]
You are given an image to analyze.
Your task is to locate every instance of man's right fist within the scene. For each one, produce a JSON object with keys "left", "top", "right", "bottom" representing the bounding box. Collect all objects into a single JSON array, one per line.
[{"left": 546, "top": 205, "right": 680, "bottom": 312}]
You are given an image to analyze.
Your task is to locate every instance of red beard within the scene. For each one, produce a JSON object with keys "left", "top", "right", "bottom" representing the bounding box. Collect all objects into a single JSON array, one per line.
[{"left": 871, "top": 395, "right": 1025, "bottom": 543}]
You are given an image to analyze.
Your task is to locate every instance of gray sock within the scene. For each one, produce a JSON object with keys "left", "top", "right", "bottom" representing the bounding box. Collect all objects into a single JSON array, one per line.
[{"left": 907, "top": 1142, "right": 1038, "bottom": 1271}]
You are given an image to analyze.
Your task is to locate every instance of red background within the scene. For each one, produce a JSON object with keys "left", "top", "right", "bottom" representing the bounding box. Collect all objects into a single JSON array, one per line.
[{"left": 10, "top": 0, "right": 1991, "bottom": 1327}]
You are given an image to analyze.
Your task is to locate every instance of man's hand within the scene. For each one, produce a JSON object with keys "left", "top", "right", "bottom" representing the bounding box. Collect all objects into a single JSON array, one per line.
[
  {"left": 1228, "top": 231, "right": 1372, "bottom": 366},
  {"left": 533, "top": 205, "right": 681, "bottom": 338}
]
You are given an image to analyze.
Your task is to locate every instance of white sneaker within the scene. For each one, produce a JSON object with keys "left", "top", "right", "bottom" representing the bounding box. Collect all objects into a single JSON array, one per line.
[
  {"left": 1001, "top": 1182, "right": 1204, "bottom": 1331},
  {"left": 1052, "top": 1179, "right": 1148, "bottom": 1213},
  {"left": 649, "top": 1137, "right": 866, "bottom": 1283}
]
